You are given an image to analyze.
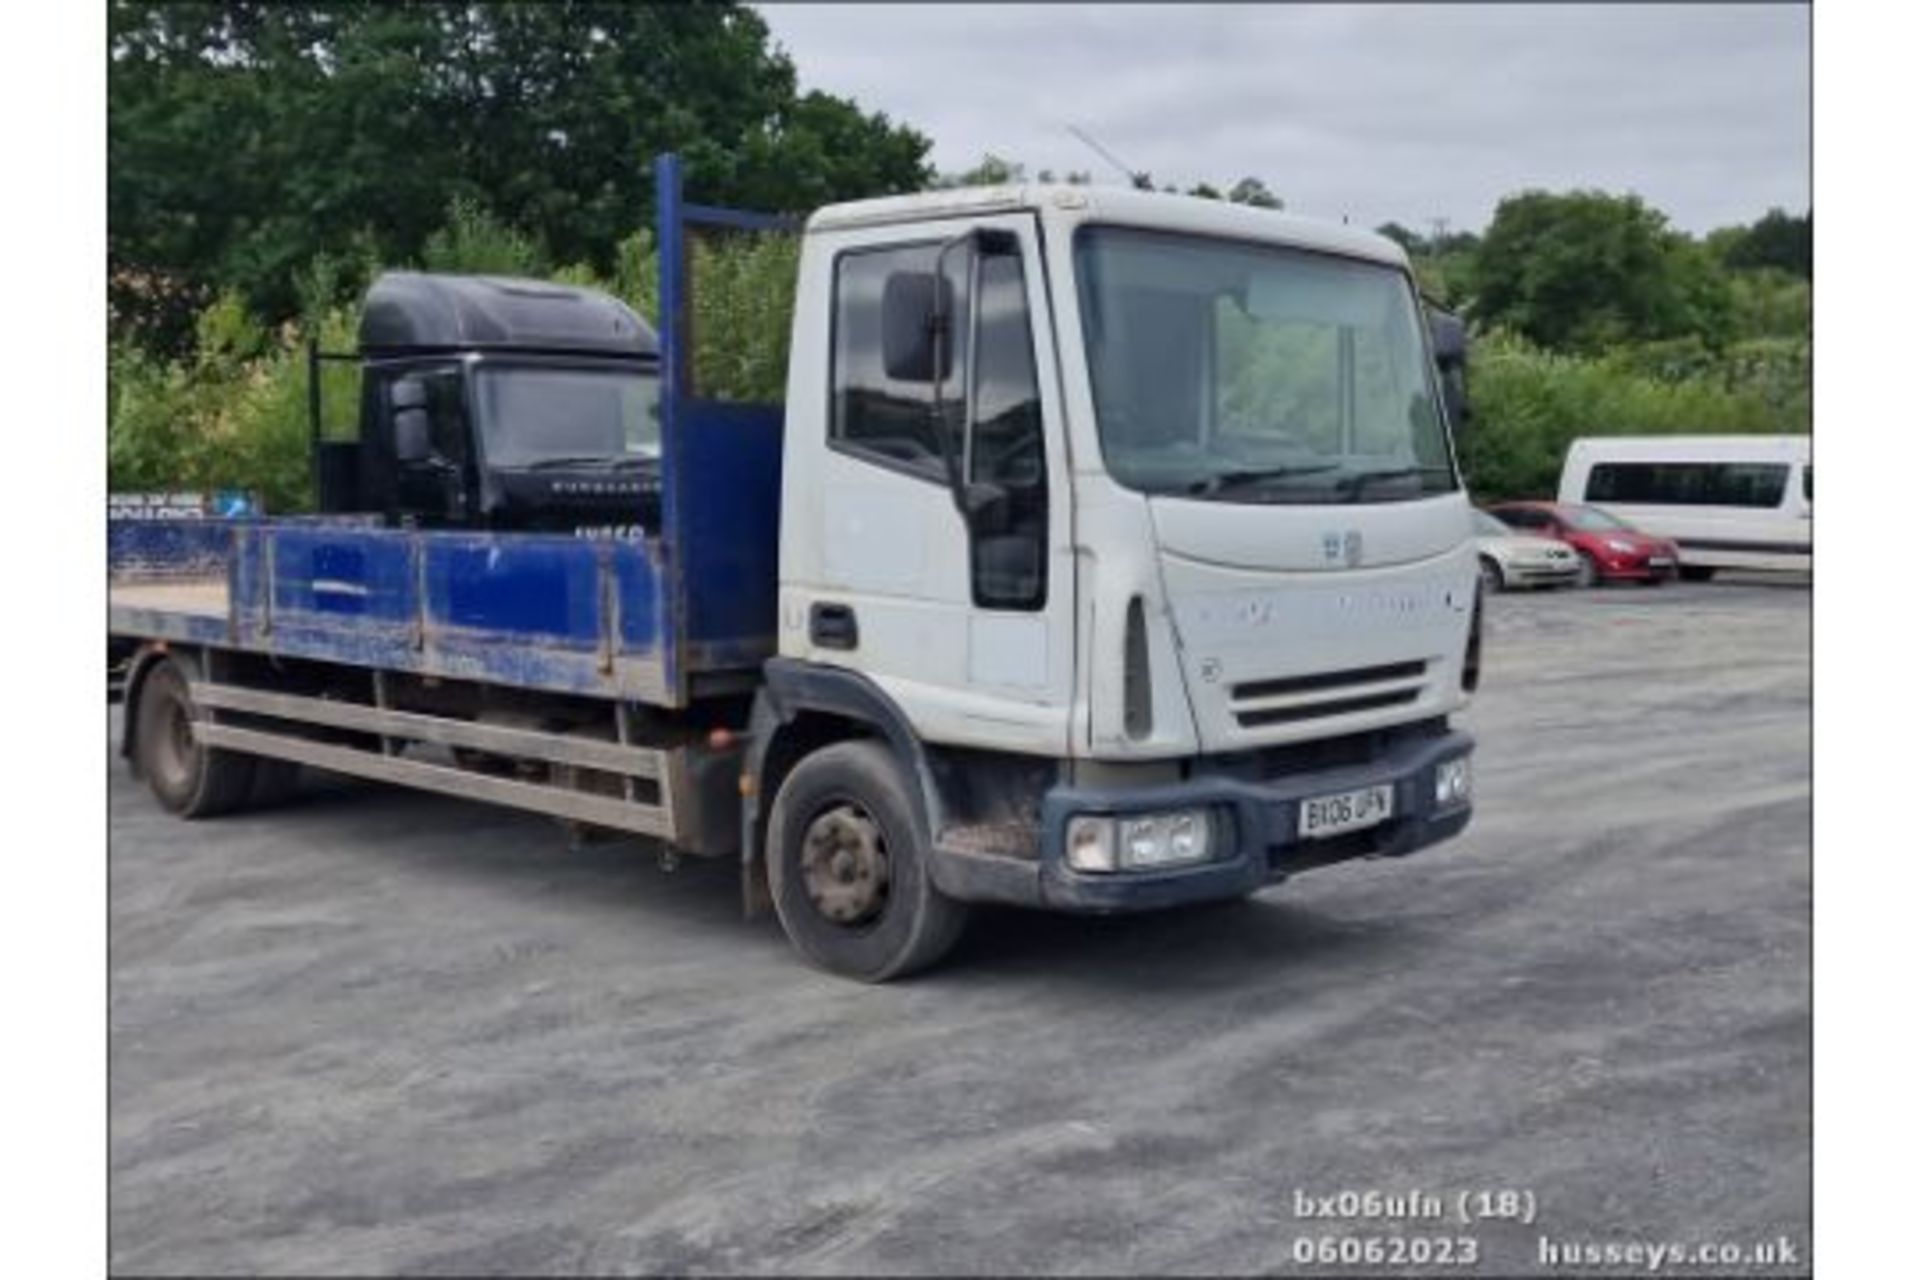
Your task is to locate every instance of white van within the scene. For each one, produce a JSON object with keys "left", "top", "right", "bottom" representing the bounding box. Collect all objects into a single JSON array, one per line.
[{"left": 1559, "top": 435, "right": 1811, "bottom": 578}]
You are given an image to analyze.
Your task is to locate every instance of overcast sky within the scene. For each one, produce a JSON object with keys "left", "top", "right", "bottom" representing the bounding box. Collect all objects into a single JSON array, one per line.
[{"left": 756, "top": 3, "right": 1809, "bottom": 236}]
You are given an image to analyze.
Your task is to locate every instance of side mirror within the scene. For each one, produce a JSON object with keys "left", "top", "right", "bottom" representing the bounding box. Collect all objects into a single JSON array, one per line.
[
  {"left": 393, "top": 407, "right": 432, "bottom": 464},
  {"left": 880, "top": 229, "right": 1020, "bottom": 384},
  {"left": 881, "top": 271, "right": 952, "bottom": 383},
  {"left": 389, "top": 377, "right": 428, "bottom": 412},
  {"left": 1426, "top": 307, "right": 1472, "bottom": 432},
  {"left": 1427, "top": 307, "right": 1466, "bottom": 366}
]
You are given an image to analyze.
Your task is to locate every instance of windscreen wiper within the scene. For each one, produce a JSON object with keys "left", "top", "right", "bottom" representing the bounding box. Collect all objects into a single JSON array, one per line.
[
  {"left": 1335, "top": 465, "right": 1453, "bottom": 500},
  {"left": 1185, "top": 463, "right": 1341, "bottom": 497}
]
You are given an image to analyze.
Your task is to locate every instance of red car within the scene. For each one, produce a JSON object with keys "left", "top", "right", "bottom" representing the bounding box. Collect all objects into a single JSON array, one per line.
[{"left": 1485, "top": 501, "right": 1680, "bottom": 587}]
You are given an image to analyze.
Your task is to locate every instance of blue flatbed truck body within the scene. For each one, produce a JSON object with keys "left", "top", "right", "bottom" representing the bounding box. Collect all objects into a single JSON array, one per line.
[
  {"left": 109, "top": 401, "right": 781, "bottom": 707},
  {"left": 109, "top": 156, "right": 787, "bottom": 711},
  {"left": 110, "top": 157, "right": 800, "bottom": 862}
]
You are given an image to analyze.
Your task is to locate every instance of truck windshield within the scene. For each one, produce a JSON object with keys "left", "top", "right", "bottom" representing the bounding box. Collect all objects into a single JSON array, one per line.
[
  {"left": 473, "top": 365, "right": 662, "bottom": 469},
  {"left": 1074, "top": 226, "right": 1457, "bottom": 503}
]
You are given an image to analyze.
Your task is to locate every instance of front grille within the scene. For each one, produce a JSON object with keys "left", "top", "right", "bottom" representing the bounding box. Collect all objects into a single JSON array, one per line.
[
  {"left": 1230, "top": 659, "right": 1428, "bottom": 731},
  {"left": 1231, "top": 660, "right": 1426, "bottom": 702}
]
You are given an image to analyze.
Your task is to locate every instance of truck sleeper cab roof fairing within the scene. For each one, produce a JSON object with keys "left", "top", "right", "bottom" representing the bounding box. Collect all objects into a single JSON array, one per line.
[
  {"left": 358, "top": 271, "right": 661, "bottom": 359},
  {"left": 804, "top": 183, "right": 1411, "bottom": 268}
]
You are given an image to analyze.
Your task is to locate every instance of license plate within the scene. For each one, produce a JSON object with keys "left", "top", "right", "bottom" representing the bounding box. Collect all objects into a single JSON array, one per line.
[{"left": 1299, "top": 783, "right": 1395, "bottom": 840}]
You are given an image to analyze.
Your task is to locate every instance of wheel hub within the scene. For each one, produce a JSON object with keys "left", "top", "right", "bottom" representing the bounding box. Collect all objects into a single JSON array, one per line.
[
  {"left": 799, "top": 803, "right": 891, "bottom": 927},
  {"left": 153, "top": 692, "right": 196, "bottom": 790}
]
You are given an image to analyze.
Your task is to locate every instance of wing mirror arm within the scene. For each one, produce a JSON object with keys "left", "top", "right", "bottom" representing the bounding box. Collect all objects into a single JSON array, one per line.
[
  {"left": 928, "top": 228, "right": 1025, "bottom": 523},
  {"left": 927, "top": 234, "right": 973, "bottom": 519}
]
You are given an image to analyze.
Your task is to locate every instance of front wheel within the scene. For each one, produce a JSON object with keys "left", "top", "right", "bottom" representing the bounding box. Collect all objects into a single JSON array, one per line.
[
  {"left": 1678, "top": 565, "right": 1717, "bottom": 583},
  {"left": 1574, "top": 553, "right": 1599, "bottom": 588},
  {"left": 767, "top": 739, "right": 969, "bottom": 982},
  {"left": 1478, "top": 556, "right": 1506, "bottom": 594}
]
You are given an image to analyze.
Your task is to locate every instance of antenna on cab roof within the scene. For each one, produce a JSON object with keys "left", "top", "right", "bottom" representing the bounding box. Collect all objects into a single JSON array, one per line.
[{"left": 1066, "top": 124, "right": 1154, "bottom": 191}]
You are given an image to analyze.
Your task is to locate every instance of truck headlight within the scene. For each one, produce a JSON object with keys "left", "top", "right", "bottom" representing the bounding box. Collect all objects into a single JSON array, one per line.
[
  {"left": 1066, "top": 809, "right": 1215, "bottom": 873},
  {"left": 1434, "top": 757, "right": 1472, "bottom": 807},
  {"left": 1066, "top": 815, "right": 1117, "bottom": 872}
]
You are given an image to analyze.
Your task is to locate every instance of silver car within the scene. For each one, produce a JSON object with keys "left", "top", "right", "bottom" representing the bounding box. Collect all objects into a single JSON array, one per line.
[{"left": 1474, "top": 509, "right": 1580, "bottom": 592}]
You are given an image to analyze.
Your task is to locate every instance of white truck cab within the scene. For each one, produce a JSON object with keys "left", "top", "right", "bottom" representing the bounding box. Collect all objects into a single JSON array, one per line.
[{"left": 751, "top": 183, "right": 1479, "bottom": 973}]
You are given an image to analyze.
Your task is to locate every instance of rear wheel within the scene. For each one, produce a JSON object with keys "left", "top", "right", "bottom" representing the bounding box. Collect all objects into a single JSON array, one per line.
[
  {"left": 1678, "top": 565, "right": 1716, "bottom": 583},
  {"left": 248, "top": 758, "right": 304, "bottom": 808},
  {"left": 1478, "top": 556, "right": 1506, "bottom": 594},
  {"left": 767, "top": 739, "right": 968, "bottom": 982},
  {"left": 134, "top": 659, "right": 256, "bottom": 817}
]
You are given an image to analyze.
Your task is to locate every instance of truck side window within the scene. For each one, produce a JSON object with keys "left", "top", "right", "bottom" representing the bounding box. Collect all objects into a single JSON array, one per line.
[
  {"left": 967, "top": 250, "right": 1047, "bottom": 610},
  {"left": 422, "top": 371, "right": 469, "bottom": 463},
  {"left": 968, "top": 255, "right": 1043, "bottom": 488},
  {"left": 830, "top": 243, "right": 966, "bottom": 480}
]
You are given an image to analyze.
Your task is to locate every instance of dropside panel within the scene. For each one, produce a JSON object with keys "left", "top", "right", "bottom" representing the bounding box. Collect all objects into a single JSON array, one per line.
[
  {"left": 667, "top": 398, "right": 784, "bottom": 673},
  {"left": 110, "top": 520, "right": 685, "bottom": 704}
]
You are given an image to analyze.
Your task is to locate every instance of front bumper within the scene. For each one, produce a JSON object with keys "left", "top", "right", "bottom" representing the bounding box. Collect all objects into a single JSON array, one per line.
[
  {"left": 1598, "top": 554, "right": 1678, "bottom": 581},
  {"left": 930, "top": 728, "right": 1473, "bottom": 914},
  {"left": 1510, "top": 561, "right": 1579, "bottom": 587}
]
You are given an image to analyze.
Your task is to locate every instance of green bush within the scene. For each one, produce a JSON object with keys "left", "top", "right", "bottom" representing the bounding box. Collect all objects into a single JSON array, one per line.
[
  {"left": 421, "top": 198, "right": 550, "bottom": 277},
  {"left": 579, "top": 225, "right": 799, "bottom": 403},
  {"left": 108, "top": 298, "right": 358, "bottom": 512},
  {"left": 1460, "top": 328, "right": 1808, "bottom": 500}
]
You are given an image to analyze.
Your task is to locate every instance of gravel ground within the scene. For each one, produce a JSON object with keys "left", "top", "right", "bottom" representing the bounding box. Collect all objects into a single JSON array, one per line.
[{"left": 109, "top": 577, "right": 1811, "bottom": 1276}]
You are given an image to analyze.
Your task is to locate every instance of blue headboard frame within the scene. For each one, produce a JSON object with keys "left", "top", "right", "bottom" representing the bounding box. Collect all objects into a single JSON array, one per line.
[{"left": 652, "top": 154, "right": 797, "bottom": 696}]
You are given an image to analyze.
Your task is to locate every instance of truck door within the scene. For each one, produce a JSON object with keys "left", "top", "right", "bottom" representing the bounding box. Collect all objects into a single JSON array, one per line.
[{"left": 781, "top": 213, "right": 1074, "bottom": 755}]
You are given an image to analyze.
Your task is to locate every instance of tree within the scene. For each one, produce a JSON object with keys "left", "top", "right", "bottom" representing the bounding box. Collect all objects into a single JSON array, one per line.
[
  {"left": 1719, "top": 208, "right": 1812, "bottom": 279},
  {"left": 1227, "top": 177, "right": 1282, "bottom": 209},
  {"left": 933, "top": 154, "right": 1025, "bottom": 188},
  {"left": 1470, "top": 190, "right": 1732, "bottom": 353},
  {"left": 1375, "top": 221, "right": 1426, "bottom": 254},
  {"left": 109, "top": 2, "right": 932, "bottom": 352}
]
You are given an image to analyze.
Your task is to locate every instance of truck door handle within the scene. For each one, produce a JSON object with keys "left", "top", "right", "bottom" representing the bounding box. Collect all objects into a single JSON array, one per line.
[{"left": 809, "top": 602, "right": 859, "bottom": 651}]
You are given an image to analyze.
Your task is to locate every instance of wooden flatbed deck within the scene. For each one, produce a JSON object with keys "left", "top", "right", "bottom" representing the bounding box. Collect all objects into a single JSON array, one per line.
[{"left": 109, "top": 578, "right": 230, "bottom": 620}]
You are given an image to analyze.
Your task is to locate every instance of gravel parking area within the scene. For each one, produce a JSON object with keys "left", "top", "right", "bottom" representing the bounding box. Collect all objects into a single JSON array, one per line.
[{"left": 109, "top": 578, "right": 1811, "bottom": 1275}]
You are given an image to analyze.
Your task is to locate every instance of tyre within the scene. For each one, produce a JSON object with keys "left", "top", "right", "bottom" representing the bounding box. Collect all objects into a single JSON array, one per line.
[
  {"left": 1678, "top": 565, "right": 1716, "bottom": 583},
  {"left": 766, "top": 739, "right": 969, "bottom": 982},
  {"left": 1477, "top": 556, "right": 1506, "bottom": 594},
  {"left": 248, "top": 758, "right": 304, "bottom": 808},
  {"left": 1574, "top": 553, "right": 1599, "bottom": 588},
  {"left": 134, "top": 659, "right": 256, "bottom": 817}
]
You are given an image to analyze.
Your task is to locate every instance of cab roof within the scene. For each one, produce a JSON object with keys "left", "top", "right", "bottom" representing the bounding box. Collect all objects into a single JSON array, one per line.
[
  {"left": 806, "top": 183, "right": 1409, "bottom": 268},
  {"left": 359, "top": 272, "right": 659, "bottom": 358}
]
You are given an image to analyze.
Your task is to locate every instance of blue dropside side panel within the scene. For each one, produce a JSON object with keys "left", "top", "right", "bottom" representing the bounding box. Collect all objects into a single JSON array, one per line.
[
  {"left": 108, "top": 519, "right": 238, "bottom": 578},
  {"left": 111, "top": 520, "right": 682, "bottom": 704}
]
